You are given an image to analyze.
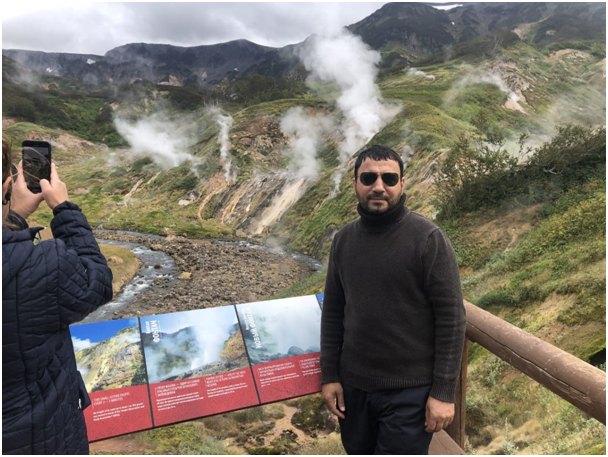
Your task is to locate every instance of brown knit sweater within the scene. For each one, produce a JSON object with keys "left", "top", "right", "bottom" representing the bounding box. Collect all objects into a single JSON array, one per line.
[{"left": 320, "top": 195, "right": 466, "bottom": 403}]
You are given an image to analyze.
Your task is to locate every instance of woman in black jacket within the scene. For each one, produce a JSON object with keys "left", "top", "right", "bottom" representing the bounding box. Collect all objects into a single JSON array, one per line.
[{"left": 2, "top": 138, "right": 113, "bottom": 454}]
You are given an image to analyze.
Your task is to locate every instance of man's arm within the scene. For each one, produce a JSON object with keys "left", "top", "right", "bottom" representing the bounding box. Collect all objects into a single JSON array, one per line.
[
  {"left": 320, "top": 238, "right": 347, "bottom": 418},
  {"left": 422, "top": 228, "right": 467, "bottom": 429}
]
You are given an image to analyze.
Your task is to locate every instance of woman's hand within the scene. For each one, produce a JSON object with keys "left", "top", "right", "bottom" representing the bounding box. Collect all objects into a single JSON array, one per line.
[
  {"left": 10, "top": 161, "right": 44, "bottom": 220},
  {"left": 40, "top": 163, "right": 69, "bottom": 210}
]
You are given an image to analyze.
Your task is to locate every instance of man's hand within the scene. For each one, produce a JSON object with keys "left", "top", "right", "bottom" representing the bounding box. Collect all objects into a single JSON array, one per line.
[
  {"left": 425, "top": 396, "right": 454, "bottom": 433},
  {"left": 322, "top": 382, "right": 345, "bottom": 419}
]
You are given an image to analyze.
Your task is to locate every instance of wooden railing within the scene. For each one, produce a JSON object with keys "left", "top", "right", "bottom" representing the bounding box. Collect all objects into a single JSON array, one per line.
[{"left": 441, "top": 300, "right": 606, "bottom": 452}]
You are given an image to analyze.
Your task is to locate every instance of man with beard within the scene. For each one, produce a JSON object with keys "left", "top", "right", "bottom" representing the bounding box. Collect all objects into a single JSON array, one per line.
[{"left": 320, "top": 145, "right": 466, "bottom": 455}]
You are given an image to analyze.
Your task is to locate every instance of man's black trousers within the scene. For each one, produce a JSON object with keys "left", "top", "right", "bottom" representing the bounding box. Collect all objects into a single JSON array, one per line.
[{"left": 338, "top": 383, "right": 433, "bottom": 455}]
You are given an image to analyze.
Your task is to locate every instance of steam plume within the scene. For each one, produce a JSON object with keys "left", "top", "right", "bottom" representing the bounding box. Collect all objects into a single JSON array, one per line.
[
  {"left": 114, "top": 114, "right": 196, "bottom": 169},
  {"left": 401, "top": 145, "right": 415, "bottom": 171},
  {"left": 280, "top": 107, "right": 333, "bottom": 178},
  {"left": 406, "top": 67, "right": 436, "bottom": 81},
  {"left": 214, "top": 110, "right": 236, "bottom": 182},
  {"left": 445, "top": 68, "right": 521, "bottom": 107},
  {"left": 298, "top": 29, "right": 401, "bottom": 192}
]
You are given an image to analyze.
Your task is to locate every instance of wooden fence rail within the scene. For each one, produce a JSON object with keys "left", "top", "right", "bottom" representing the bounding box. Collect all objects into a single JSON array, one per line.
[{"left": 444, "top": 300, "right": 607, "bottom": 451}]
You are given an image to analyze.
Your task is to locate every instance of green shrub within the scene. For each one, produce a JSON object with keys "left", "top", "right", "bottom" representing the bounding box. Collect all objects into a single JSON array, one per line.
[
  {"left": 167, "top": 174, "right": 199, "bottom": 193},
  {"left": 435, "top": 132, "right": 519, "bottom": 219},
  {"left": 131, "top": 156, "right": 154, "bottom": 173},
  {"left": 248, "top": 447, "right": 281, "bottom": 455},
  {"left": 290, "top": 394, "right": 329, "bottom": 433},
  {"left": 436, "top": 125, "right": 606, "bottom": 220},
  {"left": 476, "top": 289, "right": 516, "bottom": 309},
  {"left": 513, "top": 193, "right": 606, "bottom": 265},
  {"left": 133, "top": 422, "right": 228, "bottom": 455},
  {"left": 527, "top": 125, "right": 606, "bottom": 177},
  {"left": 101, "top": 178, "right": 129, "bottom": 194},
  {"left": 557, "top": 279, "right": 606, "bottom": 326},
  {"left": 234, "top": 406, "right": 265, "bottom": 424},
  {"left": 109, "top": 166, "right": 127, "bottom": 178}
]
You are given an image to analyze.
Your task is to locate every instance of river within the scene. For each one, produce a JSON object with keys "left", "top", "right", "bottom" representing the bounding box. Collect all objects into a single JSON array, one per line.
[{"left": 85, "top": 231, "right": 323, "bottom": 323}]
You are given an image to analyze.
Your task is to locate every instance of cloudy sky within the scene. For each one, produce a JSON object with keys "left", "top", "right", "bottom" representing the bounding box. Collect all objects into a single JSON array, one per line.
[{"left": 2, "top": 2, "right": 395, "bottom": 55}]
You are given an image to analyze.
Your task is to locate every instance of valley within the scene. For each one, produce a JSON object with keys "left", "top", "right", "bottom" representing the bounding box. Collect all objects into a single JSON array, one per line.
[{"left": 2, "top": 2, "right": 605, "bottom": 454}]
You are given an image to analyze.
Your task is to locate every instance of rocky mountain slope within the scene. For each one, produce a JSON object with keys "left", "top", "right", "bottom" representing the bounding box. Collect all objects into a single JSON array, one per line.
[
  {"left": 3, "top": 3, "right": 604, "bottom": 86},
  {"left": 75, "top": 325, "right": 146, "bottom": 393},
  {"left": 4, "top": 40, "right": 300, "bottom": 87}
]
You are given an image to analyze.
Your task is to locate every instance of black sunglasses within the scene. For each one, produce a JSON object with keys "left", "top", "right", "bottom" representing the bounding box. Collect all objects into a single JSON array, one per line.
[{"left": 358, "top": 172, "right": 400, "bottom": 187}]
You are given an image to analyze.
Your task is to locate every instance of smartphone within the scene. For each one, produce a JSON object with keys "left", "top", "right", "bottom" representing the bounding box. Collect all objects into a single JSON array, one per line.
[{"left": 22, "top": 140, "right": 52, "bottom": 194}]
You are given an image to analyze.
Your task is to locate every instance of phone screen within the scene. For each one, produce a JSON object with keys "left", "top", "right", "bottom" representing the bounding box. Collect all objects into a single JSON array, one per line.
[{"left": 22, "top": 142, "right": 51, "bottom": 193}]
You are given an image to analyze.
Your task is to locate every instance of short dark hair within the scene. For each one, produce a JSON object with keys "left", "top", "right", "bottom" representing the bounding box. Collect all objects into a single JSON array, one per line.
[{"left": 354, "top": 145, "right": 404, "bottom": 179}]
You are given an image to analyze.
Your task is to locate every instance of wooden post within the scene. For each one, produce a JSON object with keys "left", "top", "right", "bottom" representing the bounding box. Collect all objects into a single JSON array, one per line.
[{"left": 445, "top": 337, "right": 468, "bottom": 449}]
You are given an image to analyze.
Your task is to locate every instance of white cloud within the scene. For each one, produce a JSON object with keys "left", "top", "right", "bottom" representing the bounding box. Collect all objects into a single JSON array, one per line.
[
  {"left": 2, "top": 3, "right": 387, "bottom": 54},
  {"left": 72, "top": 337, "right": 92, "bottom": 353}
]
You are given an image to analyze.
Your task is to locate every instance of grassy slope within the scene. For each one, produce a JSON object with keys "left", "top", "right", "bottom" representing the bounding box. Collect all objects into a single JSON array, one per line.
[{"left": 5, "top": 38, "right": 606, "bottom": 455}]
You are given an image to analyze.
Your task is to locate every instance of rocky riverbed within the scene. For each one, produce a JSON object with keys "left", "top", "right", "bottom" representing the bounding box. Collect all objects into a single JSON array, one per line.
[{"left": 93, "top": 232, "right": 314, "bottom": 318}]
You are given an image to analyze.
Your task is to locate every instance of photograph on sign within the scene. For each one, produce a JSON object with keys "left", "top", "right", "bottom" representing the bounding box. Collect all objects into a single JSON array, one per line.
[
  {"left": 140, "top": 307, "right": 250, "bottom": 383},
  {"left": 70, "top": 318, "right": 153, "bottom": 441},
  {"left": 140, "top": 307, "right": 259, "bottom": 426},
  {"left": 236, "top": 295, "right": 322, "bottom": 403}
]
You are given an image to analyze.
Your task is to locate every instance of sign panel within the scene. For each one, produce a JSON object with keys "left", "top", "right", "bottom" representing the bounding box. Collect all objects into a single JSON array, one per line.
[
  {"left": 235, "top": 296, "right": 322, "bottom": 403},
  {"left": 70, "top": 294, "right": 324, "bottom": 441},
  {"left": 70, "top": 318, "right": 153, "bottom": 441}
]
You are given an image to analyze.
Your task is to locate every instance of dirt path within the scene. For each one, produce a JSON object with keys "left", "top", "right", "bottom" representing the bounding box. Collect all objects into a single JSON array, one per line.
[
  {"left": 264, "top": 404, "right": 314, "bottom": 446},
  {"left": 222, "top": 403, "right": 316, "bottom": 454}
]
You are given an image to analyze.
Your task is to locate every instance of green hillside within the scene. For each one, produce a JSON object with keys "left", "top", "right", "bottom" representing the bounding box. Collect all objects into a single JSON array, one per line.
[{"left": 3, "top": 29, "right": 605, "bottom": 454}]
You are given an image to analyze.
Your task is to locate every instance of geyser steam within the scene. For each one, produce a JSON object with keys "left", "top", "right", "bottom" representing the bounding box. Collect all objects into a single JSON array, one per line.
[
  {"left": 215, "top": 111, "right": 236, "bottom": 182},
  {"left": 300, "top": 29, "right": 399, "bottom": 160},
  {"left": 298, "top": 29, "right": 400, "bottom": 193},
  {"left": 114, "top": 114, "right": 196, "bottom": 169},
  {"left": 280, "top": 107, "right": 332, "bottom": 179},
  {"left": 445, "top": 68, "right": 522, "bottom": 108}
]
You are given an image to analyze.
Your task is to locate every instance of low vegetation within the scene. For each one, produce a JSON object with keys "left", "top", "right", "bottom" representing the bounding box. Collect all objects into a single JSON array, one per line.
[
  {"left": 98, "top": 244, "right": 143, "bottom": 296},
  {"left": 5, "top": 22, "right": 606, "bottom": 454}
]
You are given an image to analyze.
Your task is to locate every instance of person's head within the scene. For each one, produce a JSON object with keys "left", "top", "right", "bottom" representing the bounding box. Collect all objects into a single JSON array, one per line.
[
  {"left": 3, "top": 138, "right": 13, "bottom": 221},
  {"left": 353, "top": 145, "right": 405, "bottom": 214}
]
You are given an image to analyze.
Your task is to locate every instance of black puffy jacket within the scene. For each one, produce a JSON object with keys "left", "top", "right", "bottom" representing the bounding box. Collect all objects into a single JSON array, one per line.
[{"left": 2, "top": 202, "right": 113, "bottom": 454}]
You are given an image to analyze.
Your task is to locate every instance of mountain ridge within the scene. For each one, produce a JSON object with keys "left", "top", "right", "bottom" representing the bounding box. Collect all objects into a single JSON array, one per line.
[{"left": 3, "top": 2, "right": 604, "bottom": 86}]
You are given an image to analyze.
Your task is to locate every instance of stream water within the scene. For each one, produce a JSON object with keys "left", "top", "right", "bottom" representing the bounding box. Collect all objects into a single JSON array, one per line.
[
  {"left": 85, "top": 231, "right": 323, "bottom": 324},
  {"left": 82, "top": 238, "right": 177, "bottom": 323}
]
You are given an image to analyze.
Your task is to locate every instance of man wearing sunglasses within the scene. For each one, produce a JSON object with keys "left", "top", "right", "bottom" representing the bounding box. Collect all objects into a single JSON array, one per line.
[{"left": 320, "top": 145, "right": 466, "bottom": 455}]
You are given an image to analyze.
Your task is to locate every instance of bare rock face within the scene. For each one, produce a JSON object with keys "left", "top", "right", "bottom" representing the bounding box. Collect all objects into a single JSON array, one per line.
[{"left": 76, "top": 326, "right": 145, "bottom": 392}]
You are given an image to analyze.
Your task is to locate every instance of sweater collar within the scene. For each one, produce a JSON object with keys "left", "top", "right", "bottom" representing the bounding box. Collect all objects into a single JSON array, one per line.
[{"left": 357, "top": 194, "right": 408, "bottom": 230}]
